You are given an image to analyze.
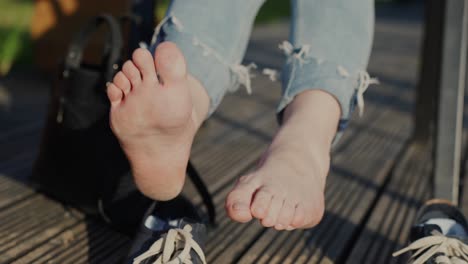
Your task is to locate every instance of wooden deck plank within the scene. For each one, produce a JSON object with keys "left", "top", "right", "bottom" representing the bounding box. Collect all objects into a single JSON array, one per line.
[
  {"left": 0, "top": 204, "right": 84, "bottom": 263},
  {"left": 349, "top": 160, "right": 415, "bottom": 263},
  {"left": 0, "top": 175, "right": 36, "bottom": 210},
  {"left": 346, "top": 145, "right": 432, "bottom": 263},
  {"left": 378, "top": 156, "right": 430, "bottom": 263},
  {"left": 61, "top": 227, "right": 128, "bottom": 264},
  {"left": 11, "top": 223, "right": 93, "bottom": 264},
  {"left": 0, "top": 201, "right": 67, "bottom": 241}
]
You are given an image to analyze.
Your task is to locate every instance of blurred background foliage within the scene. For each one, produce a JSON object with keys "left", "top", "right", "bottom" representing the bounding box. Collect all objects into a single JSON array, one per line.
[
  {"left": 0, "top": 0, "right": 405, "bottom": 74},
  {"left": 0, "top": 0, "right": 34, "bottom": 74},
  {"left": 154, "top": 0, "right": 291, "bottom": 24}
]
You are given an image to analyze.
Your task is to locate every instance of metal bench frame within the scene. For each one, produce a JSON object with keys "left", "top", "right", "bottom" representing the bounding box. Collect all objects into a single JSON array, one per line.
[{"left": 414, "top": 0, "right": 468, "bottom": 204}]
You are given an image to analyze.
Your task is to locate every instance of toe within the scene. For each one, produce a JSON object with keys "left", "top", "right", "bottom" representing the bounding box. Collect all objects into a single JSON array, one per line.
[
  {"left": 122, "top": 60, "right": 142, "bottom": 88},
  {"left": 302, "top": 204, "right": 325, "bottom": 229},
  {"left": 225, "top": 175, "right": 261, "bottom": 223},
  {"left": 113, "top": 71, "right": 131, "bottom": 96},
  {"left": 275, "top": 200, "right": 295, "bottom": 230},
  {"left": 251, "top": 187, "right": 273, "bottom": 219},
  {"left": 290, "top": 203, "right": 306, "bottom": 229},
  {"left": 132, "top": 48, "right": 157, "bottom": 81},
  {"left": 261, "top": 196, "right": 283, "bottom": 228},
  {"left": 106, "top": 82, "right": 123, "bottom": 106},
  {"left": 154, "top": 42, "right": 187, "bottom": 85}
]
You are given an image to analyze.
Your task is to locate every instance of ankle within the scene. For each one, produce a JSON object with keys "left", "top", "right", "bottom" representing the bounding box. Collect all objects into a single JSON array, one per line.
[{"left": 282, "top": 90, "right": 340, "bottom": 149}]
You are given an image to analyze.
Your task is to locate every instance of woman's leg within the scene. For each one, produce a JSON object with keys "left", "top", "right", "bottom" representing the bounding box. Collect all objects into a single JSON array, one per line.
[
  {"left": 226, "top": 0, "right": 375, "bottom": 230},
  {"left": 106, "top": 0, "right": 265, "bottom": 200}
]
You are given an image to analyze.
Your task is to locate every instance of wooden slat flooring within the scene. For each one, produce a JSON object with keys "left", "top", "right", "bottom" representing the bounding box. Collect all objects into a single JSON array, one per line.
[{"left": 347, "top": 144, "right": 432, "bottom": 264}]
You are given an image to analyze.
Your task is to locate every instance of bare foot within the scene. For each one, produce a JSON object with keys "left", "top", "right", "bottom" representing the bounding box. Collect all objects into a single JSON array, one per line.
[
  {"left": 225, "top": 90, "right": 340, "bottom": 230},
  {"left": 106, "top": 42, "right": 208, "bottom": 201}
]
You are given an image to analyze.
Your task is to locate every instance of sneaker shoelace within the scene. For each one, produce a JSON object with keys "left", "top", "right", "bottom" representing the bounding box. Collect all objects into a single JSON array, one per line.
[
  {"left": 393, "top": 230, "right": 468, "bottom": 264},
  {"left": 133, "top": 225, "right": 207, "bottom": 264}
]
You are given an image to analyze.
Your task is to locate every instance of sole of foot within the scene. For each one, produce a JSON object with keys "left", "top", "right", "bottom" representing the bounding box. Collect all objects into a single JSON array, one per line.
[{"left": 106, "top": 42, "right": 198, "bottom": 201}]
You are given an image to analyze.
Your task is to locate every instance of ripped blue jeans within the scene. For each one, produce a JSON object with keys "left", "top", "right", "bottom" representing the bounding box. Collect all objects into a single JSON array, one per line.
[{"left": 150, "top": 0, "right": 376, "bottom": 142}]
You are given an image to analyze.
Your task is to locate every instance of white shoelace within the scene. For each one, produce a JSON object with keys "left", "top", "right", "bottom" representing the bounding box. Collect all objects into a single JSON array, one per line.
[
  {"left": 356, "top": 71, "right": 379, "bottom": 117},
  {"left": 133, "top": 225, "right": 207, "bottom": 264},
  {"left": 393, "top": 230, "right": 468, "bottom": 264}
]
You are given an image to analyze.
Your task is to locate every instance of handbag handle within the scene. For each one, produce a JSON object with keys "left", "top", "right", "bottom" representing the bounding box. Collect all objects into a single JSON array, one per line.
[{"left": 64, "top": 14, "right": 123, "bottom": 82}]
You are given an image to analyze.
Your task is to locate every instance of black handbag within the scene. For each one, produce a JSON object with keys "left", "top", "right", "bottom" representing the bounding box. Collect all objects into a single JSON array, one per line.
[{"left": 31, "top": 14, "right": 215, "bottom": 235}]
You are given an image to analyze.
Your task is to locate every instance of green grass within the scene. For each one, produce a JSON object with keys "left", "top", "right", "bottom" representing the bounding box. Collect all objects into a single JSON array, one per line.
[
  {"left": 256, "top": 0, "right": 291, "bottom": 23},
  {"left": 155, "top": 0, "right": 290, "bottom": 24},
  {"left": 0, "top": 0, "right": 34, "bottom": 74}
]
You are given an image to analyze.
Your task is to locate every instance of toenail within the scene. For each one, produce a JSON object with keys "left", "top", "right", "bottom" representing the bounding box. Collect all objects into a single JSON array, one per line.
[
  {"left": 232, "top": 203, "right": 249, "bottom": 211},
  {"left": 262, "top": 220, "right": 273, "bottom": 227},
  {"left": 276, "top": 224, "right": 284, "bottom": 229},
  {"left": 286, "top": 226, "right": 294, "bottom": 231}
]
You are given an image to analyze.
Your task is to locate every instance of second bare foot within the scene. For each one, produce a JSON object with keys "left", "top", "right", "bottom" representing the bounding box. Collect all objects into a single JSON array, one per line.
[{"left": 225, "top": 90, "right": 340, "bottom": 230}]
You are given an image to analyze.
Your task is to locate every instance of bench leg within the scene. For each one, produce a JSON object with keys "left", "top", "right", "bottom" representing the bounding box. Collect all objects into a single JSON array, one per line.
[
  {"left": 434, "top": 0, "right": 468, "bottom": 204},
  {"left": 413, "top": 0, "right": 444, "bottom": 145}
]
